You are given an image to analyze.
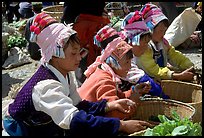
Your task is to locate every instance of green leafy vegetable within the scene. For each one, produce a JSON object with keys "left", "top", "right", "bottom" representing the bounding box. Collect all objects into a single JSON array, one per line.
[
  {"left": 144, "top": 110, "right": 202, "bottom": 136},
  {"left": 7, "top": 35, "right": 27, "bottom": 49}
]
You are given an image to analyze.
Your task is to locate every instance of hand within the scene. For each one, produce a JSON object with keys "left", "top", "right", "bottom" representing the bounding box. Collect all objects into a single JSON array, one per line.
[
  {"left": 190, "top": 33, "right": 200, "bottom": 44},
  {"left": 172, "top": 66, "right": 195, "bottom": 81},
  {"left": 135, "top": 82, "right": 151, "bottom": 95},
  {"left": 107, "top": 99, "right": 137, "bottom": 114},
  {"left": 185, "top": 66, "right": 196, "bottom": 73},
  {"left": 119, "top": 120, "right": 155, "bottom": 134}
]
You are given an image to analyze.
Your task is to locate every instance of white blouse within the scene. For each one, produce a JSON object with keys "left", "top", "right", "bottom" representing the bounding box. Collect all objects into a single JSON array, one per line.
[{"left": 32, "top": 63, "right": 81, "bottom": 129}]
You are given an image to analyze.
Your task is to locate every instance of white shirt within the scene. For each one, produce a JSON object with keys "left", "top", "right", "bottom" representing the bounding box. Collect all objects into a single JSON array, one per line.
[{"left": 32, "top": 63, "right": 81, "bottom": 129}]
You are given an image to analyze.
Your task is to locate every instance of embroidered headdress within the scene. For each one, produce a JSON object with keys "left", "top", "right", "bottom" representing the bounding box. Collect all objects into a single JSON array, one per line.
[
  {"left": 30, "top": 12, "right": 77, "bottom": 64},
  {"left": 121, "top": 10, "right": 151, "bottom": 46}
]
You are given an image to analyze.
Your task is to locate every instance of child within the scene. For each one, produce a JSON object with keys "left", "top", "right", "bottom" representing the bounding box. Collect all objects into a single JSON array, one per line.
[
  {"left": 120, "top": 10, "right": 169, "bottom": 99},
  {"left": 136, "top": 3, "right": 195, "bottom": 82},
  {"left": 2, "top": 12, "right": 153, "bottom": 136},
  {"left": 78, "top": 25, "right": 147, "bottom": 119}
]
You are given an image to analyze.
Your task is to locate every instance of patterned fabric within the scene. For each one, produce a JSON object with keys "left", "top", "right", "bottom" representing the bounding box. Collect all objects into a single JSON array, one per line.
[
  {"left": 8, "top": 65, "right": 59, "bottom": 124},
  {"left": 140, "top": 3, "right": 168, "bottom": 30},
  {"left": 95, "top": 25, "right": 119, "bottom": 42},
  {"left": 125, "top": 62, "right": 145, "bottom": 84},
  {"left": 112, "top": 41, "right": 132, "bottom": 60},
  {"left": 84, "top": 37, "right": 132, "bottom": 83},
  {"left": 121, "top": 11, "right": 151, "bottom": 46},
  {"left": 94, "top": 25, "right": 119, "bottom": 47},
  {"left": 30, "top": 12, "right": 77, "bottom": 64}
]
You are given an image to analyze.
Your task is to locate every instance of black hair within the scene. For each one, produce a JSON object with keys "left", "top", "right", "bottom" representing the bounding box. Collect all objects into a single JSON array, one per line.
[
  {"left": 125, "top": 49, "right": 133, "bottom": 60},
  {"left": 154, "top": 19, "right": 169, "bottom": 29},
  {"left": 100, "top": 34, "right": 120, "bottom": 49},
  {"left": 140, "top": 32, "right": 152, "bottom": 41},
  {"left": 61, "top": 0, "right": 105, "bottom": 23},
  {"left": 64, "top": 34, "right": 80, "bottom": 49},
  {"left": 32, "top": 4, "right": 42, "bottom": 14}
]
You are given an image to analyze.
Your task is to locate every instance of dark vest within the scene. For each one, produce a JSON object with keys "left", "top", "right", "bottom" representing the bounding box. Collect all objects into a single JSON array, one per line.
[
  {"left": 9, "top": 65, "right": 58, "bottom": 125},
  {"left": 8, "top": 65, "right": 67, "bottom": 135}
]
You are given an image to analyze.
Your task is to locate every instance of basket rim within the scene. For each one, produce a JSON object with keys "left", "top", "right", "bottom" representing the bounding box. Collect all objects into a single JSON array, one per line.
[
  {"left": 161, "top": 80, "right": 202, "bottom": 88},
  {"left": 140, "top": 98, "right": 196, "bottom": 119},
  {"left": 41, "top": 5, "right": 64, "bottom": 13}
]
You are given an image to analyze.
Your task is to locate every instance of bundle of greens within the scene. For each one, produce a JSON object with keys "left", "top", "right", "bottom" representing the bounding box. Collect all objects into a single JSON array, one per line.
[
  {"left": 110, "top": 16, "right": 120, "bottom": 27},
  {"left": 144, "top": 110, "right": 202, "bottom": 136},
  {"left": 7, "top": 35, "right": 27, "bottom": 49}
]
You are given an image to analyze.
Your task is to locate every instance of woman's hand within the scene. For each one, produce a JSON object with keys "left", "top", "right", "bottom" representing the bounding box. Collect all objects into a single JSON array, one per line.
[
  {"left": 172, "top": 66, "right": 195, "bottom": 81},
  {"left": 135, "top": 82, "right": 151, "bottom": 95},
  {"left": 119, "top": 120, "right": 155, "bottom": 134},
  {"left": 190, "top": 32, "right": 200, "bottom": 44},
  {"left": 106, "top": 99, "right": 137, "bottom": 114}
]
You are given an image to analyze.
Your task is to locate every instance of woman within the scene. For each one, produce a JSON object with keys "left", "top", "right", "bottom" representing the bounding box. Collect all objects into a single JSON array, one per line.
[
  {"left": 120, "top": 10, "right": 169, "bottom": 99},
  {"left": 2, "top": 12, "right": 153, "bottom": 136},
  {"left": 136, "top": 3, "right": 195, "bottom": 82}
]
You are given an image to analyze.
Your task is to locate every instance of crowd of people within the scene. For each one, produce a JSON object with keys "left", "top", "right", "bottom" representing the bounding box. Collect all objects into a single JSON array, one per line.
[{"left": 2, "top": 1, "right": 202, "bottom": 136}]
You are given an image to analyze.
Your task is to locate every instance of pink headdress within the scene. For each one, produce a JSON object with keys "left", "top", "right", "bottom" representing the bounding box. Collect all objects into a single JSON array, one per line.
[
  {"left": 85, "top": 26, "right": 132, "bottom": 82},
  {"left": 140, "top": 3, "right": 168, "bottom": 30},
  {"left": 30, "top": 12, "right": 77, "bottom": 64},
  {"left": 121, "top": 10, "right": 151, "bottom": 46}
]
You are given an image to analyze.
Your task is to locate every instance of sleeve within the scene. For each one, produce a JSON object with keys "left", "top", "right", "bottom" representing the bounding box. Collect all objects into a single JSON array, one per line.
[
  {"left": 69, "top": 110, "right": 120, "bottom": 136},
  {"left": 96, "top": 79, "right": 130, "bottom": 102},
  {"left": 137, "top": 48, "right": 174, "bottom": 80},
  {"left": 32, "top": 79, "right": 79, "bottom": 130},
  {"left": 76, "top": 99, "right": 107, "bottom": 116},
  {"left": 167, "top": 46, "right": 194, "bottom": 70}
]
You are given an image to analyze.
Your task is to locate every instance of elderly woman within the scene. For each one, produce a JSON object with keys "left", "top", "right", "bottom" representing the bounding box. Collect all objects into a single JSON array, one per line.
[{"left": 2, "top": 12, "right": 153, "bottom": 136}]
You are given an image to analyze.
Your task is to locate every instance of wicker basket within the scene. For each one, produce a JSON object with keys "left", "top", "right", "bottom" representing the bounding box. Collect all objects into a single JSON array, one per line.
[
  {"left": 128, "top": 98, "right": 195, "bottom": 136},
  {"left": 161, "top": 80, "right": 202, "bottom": 123},
  {"left": 105, "top": 2, "right": 125, "bottom": 18},
  {"left": 41, "top": 5, "right": 64, "bottom": 22}
]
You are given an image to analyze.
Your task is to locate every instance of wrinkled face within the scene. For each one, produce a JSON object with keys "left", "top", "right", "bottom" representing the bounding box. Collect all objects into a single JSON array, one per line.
[
  {"left": 132, "top": 34, "right": 151, "bottom": 57},
  {"left": 57, "top": 40, "right": 81, "bottom": 73},
  {"left": 113, "top": 54, "right": 132, "bottom": 78},
  {"left": 152, "top": 21, "right": 167, "bottom": 43}
]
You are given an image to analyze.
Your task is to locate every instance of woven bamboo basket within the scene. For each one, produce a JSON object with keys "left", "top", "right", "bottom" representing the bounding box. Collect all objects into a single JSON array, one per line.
[
  {"left": 161, "top": 80, "right": 202, "bottom": 123},
  {"left": 128, "top": 98, "right": 195, "bottom": 136},
  {"left": 105, "top": 2, "right": 125, "bottom": 18},
  {"left": 41, "top": 5, "right": 64, "bottom": 22}
]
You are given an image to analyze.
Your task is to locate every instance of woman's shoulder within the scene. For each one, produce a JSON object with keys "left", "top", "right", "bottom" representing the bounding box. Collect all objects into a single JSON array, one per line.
[{"left": 92, "top": 67, "right": 113, "bottom": 80}]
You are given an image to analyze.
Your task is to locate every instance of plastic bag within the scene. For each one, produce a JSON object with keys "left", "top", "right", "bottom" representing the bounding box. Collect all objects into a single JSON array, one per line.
[{"left": 164, "top": 7, "right": 201, "bottom": 47}]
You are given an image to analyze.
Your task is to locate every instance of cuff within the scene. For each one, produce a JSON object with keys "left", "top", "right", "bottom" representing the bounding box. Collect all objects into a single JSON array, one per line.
[{"left": 167, "top": 70, "right": 175, "bottom": 79}]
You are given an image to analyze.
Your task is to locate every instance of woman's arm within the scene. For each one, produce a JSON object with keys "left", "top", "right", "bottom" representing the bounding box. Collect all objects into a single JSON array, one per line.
[{"left": 137, "top": 48, "right": 174, "bottom": 80}]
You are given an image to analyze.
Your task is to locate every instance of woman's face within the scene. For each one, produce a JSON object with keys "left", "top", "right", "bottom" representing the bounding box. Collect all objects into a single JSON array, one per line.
[
  {"left": 56, "top": 40, "right": 81, "bottom": 76},
  {"left": 132, "top": 34, "right": 151, "bottom": 57},
  {"left": 151, "top": 21, "right": 167, "bottom": 43},
  {"left": 113, "top": 54, "right": 132, "bottom": 78}
]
